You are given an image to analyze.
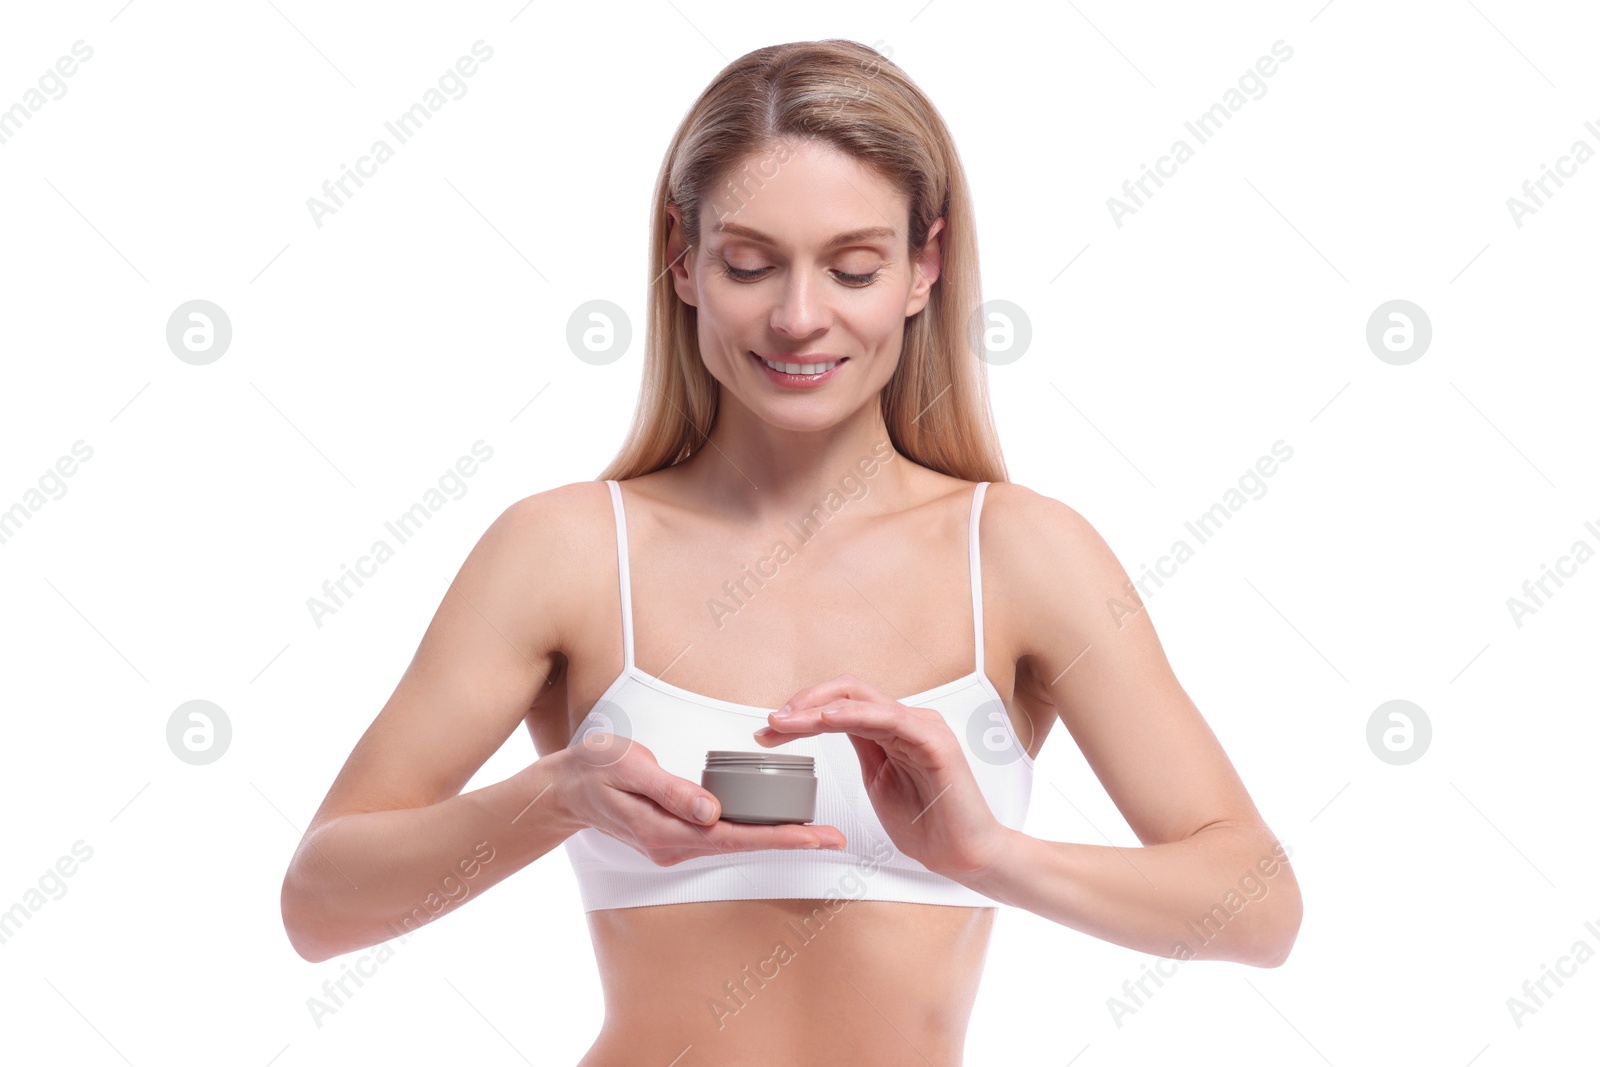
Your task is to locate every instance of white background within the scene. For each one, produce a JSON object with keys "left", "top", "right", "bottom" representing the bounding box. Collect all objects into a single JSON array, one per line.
[{"left": 1, "top": 1, "right": 1596, "bottom": 1064}]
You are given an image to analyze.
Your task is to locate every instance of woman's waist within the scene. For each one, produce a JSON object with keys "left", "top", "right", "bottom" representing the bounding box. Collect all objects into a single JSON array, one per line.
[
  {"left": 579, "top": 1016, "right": 970, "bottom": 1067},
  {"left": 583, "top": 898, "right": 994, "bottom": 1046}
]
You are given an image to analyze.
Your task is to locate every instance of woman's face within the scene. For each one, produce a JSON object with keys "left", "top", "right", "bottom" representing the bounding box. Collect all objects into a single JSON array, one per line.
[{"left": 666, "top": 139, "right": 944, "bottom": 432}]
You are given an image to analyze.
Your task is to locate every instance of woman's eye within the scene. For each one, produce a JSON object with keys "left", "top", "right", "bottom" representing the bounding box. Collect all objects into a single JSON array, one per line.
[{"left": 717, "top": 264, "right": 881, "bottom": 286}]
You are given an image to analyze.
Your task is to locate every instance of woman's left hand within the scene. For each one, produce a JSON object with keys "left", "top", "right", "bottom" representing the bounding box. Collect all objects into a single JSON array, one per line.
[{"left": 753, "top": 674, "right": 1007, "bottom": 878}]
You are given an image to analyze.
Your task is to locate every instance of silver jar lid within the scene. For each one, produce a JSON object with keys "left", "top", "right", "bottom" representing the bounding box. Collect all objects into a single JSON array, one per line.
[{"left": 704, "top": 751, "right": 815, "bottom": 771}]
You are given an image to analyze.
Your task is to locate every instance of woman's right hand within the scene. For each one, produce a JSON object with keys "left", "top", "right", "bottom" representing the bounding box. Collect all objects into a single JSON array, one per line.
[{"left": 549, "top": 732, "right": 847, "bottom": 865}]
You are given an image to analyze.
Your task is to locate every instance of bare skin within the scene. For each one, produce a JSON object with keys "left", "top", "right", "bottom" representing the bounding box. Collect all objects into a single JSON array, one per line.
[{"left": 281, "top": 138, "right": 1299, "bottom": 1066}]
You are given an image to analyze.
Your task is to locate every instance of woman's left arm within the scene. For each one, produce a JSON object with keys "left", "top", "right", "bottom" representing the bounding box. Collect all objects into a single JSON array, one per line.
[
  {"left": 960, "top": 484, "right": 1302, "bottom": 967},
  {"left": 957, "top": 806, "right": 1299, "bottom": 967},
  {"left": 759, "top": 484, "right": 1302, "bottom": 968}
]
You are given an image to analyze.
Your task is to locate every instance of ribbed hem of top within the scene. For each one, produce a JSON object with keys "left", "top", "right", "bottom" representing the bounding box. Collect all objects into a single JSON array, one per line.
[{"left": 568, "top": 851, "right": 1004, "bottom": 912}]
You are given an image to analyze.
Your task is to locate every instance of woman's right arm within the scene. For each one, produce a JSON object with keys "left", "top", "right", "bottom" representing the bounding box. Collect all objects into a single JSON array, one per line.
[
  {"left": 281, "top": 483, "right": 850, "bottom": 962},
  {"left": 280, "top": 486, "right": 588, "bottom": 963}
]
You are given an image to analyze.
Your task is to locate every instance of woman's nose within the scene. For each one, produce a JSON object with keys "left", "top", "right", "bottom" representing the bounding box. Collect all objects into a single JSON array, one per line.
[{"left": 768, "top": 270, "right": 829, "bottom": 337}]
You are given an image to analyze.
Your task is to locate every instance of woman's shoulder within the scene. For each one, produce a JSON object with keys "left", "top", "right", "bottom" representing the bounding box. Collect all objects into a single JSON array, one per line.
[
  {"left": 979, "top": 478, "right": 1088, "bottom": 523},
  {"left": 977, "top": 479, "right": 1106, "bottom": 570},
  {"left": 988, "top": 478, "right": 1133, "bottom": 599},
  {"left": 481, "top": 480, "right": 623, "bottom": 570}
]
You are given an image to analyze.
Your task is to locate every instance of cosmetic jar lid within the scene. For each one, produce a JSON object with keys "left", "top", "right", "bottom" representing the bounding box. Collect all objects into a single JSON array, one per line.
[{"left": 704, "top": 751, "right": 815, "bottom": 771}]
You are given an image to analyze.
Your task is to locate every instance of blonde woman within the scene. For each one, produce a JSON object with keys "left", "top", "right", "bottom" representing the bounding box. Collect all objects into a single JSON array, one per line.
[{"left": 281, "top": 39, "right": 1301, "bottom": 1065}]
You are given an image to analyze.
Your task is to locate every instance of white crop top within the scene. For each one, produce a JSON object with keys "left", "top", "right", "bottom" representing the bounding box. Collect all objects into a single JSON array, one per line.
[{"left": 560, "top": 479, "right": 1035, "bottom": 911}]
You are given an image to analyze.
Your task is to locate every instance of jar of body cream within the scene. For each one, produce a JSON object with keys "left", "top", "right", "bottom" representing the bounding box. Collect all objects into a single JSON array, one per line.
[{"left": 701, "top": 751, "right": 817, "bottom": 825}]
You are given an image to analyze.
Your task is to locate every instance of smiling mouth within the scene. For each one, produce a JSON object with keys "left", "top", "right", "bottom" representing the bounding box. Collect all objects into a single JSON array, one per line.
[{"left": 752, "top": 353, "right": 847, "bottom": 374}]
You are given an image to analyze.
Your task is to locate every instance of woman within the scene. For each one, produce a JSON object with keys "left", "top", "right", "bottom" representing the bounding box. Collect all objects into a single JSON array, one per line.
[{"left": 280, "top": 39, "right": 1301, "bottom": 1065}]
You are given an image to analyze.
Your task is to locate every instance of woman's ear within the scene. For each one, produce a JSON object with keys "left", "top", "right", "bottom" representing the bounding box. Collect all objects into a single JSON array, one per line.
[
  {"left": 665, "top": 201, "right": 699, "bottom": 308},
  {"left": 905, "top": 216, "right": 946, "bottom": 317}
]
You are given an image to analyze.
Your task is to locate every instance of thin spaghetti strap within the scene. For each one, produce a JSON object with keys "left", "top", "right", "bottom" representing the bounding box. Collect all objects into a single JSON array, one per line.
[
  {"left": 605, "top": 480, "right": 635, "bottom": 671},
  {"left": 968, "top": 482, "right": 989, "bottom": 676}
]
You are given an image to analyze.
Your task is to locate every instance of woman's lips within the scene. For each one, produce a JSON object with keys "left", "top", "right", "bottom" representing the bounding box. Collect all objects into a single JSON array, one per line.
[{"left": 750, "top": 351, "right": 848, "bottom": 386}]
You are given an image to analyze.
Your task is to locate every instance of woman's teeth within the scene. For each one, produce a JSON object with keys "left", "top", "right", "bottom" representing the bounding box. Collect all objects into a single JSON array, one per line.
[{"left": 759, "top": 355, "right": 841, "bottom": 374}]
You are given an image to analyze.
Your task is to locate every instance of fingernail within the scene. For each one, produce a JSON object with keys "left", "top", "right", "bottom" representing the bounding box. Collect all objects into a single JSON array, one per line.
[
  {"left": 779, "top": 703, "right": 791, "bottom": 714},
  {"left": 692, "top": 797, "right": 714, "bottom": 823},
  {"left": 770, "top": 709, "right": 793, "bottom": 720}
]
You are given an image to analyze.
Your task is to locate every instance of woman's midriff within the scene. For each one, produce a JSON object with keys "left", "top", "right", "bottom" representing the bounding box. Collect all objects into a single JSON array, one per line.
[{"left": 574, "top": 897, "right": 998, "bottom": 1067}]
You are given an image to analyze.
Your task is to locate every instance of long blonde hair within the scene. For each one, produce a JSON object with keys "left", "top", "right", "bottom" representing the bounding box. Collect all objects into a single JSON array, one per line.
[{"left": 597, "top": 38, "right": 1007, "bottom": 484}]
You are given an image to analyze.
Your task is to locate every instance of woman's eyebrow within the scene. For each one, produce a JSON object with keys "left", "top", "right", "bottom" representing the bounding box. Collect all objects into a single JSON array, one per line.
[{"left": 713, "top": 221, "right": 898, "bottom": 248}]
